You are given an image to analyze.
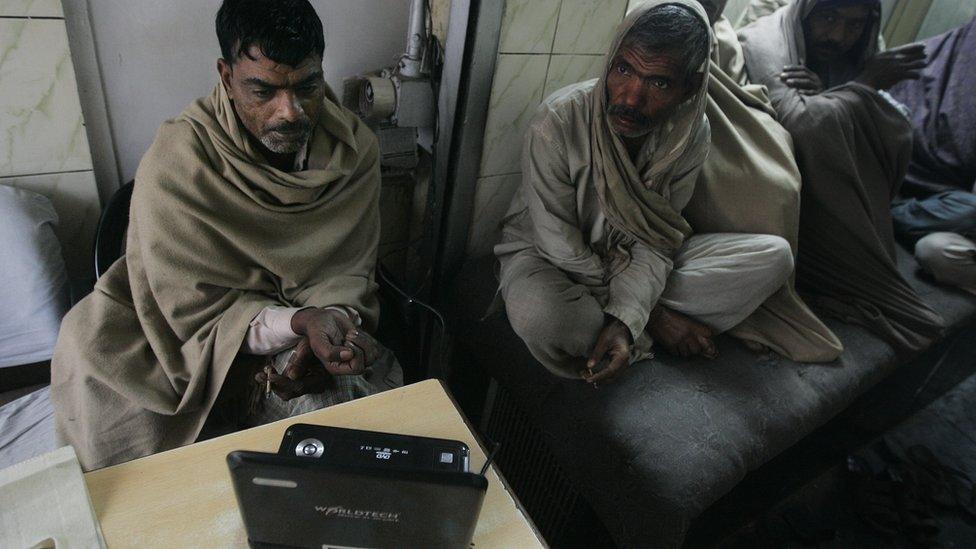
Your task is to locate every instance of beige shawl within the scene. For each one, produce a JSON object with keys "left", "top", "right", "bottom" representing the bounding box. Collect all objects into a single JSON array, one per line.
[
  {"left": 738, "top": 0, "right": 945, "bottom": 352},
  {"left": 592, "top": 0, "right": 712, "bottom": 256},
  {"left": 683, "top": 17, "right": 843, "bottom": 362},
  {"left": 52, "top": 83, "right": 381, "bottom": 470}
]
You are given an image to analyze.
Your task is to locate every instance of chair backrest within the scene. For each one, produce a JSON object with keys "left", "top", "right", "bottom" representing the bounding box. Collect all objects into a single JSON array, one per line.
[{"left": 93, "top": 180, "right": 134, "bottom": 279}]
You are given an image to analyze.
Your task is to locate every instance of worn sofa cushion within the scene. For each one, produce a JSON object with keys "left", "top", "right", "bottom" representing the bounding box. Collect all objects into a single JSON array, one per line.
[{"left": 448, "top": 248, "right": 976, "bottom": 547}]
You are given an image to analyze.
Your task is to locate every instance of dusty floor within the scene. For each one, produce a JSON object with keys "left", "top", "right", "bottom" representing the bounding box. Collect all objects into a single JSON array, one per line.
[{"left": 723, "top": 376, "right": 976, "bottom": 547}]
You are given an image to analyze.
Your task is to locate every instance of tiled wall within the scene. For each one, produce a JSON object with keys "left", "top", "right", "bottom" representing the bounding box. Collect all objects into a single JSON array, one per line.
[
  {"left": 465, "top": 0, "right": 629, "bottom": 257},
  {"left": 0, "top": 0, "right": 101, "bottom": 282},
  {"left": 917, "top": 0, "right": 976, "bottom": 39}
]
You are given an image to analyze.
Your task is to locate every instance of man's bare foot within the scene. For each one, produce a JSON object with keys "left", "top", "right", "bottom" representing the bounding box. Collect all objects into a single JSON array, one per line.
[
  {"left": 742, "top": 339, "right": 769, "bottom": 353},
  {"left": 647, "top": 306, "right": 718, "bottom": 359}
]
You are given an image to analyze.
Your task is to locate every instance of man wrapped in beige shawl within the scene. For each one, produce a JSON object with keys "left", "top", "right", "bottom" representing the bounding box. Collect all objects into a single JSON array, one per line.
[
  {"left": 496, "top": 0, "right": 797, "bottom": 382},
  {"left": 685, "top": 0, "right": 843, "bottom": 362},
  {"left": 52, "top": 0, "right": 400, "bottom": 471},
  {"left": 738, "top": 0, "right": 945, "bottom": 353}
]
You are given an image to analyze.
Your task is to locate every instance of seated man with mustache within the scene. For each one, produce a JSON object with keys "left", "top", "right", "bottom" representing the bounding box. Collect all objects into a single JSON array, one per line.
[
  {"left": 51, "top": 0, "right": 401, "bottom": 471},
  {"left": 495, "top": 0, "right": 794, "bottom": 384},
  {"left": 739, "top": 0, "right": 945, "bottom": 353}
]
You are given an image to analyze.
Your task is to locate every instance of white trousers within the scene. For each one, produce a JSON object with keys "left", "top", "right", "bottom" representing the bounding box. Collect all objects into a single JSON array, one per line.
[{"left": 502, "top": 233, "right": 793, "bottom": 377}]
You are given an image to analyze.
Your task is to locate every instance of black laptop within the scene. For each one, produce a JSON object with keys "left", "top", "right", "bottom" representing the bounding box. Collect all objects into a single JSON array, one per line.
[{"left": 226, "top": 427, "right": 489, "bottom": 549}]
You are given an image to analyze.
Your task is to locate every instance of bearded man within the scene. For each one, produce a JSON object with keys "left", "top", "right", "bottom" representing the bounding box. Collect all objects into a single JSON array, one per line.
[
  {"left": 738, "top": 0, "right": 945, "bottom": 352},
  {"left": 52, "top": 0, "right": 401, "bottom": 471},
  {"left": 496, "top": 0, "right": 795, "bottom": 383}
]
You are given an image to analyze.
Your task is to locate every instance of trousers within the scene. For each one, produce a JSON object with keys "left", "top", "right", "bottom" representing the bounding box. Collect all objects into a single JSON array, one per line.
[{"left": 500, "top": 233, "right": 793, "bottom": 378}]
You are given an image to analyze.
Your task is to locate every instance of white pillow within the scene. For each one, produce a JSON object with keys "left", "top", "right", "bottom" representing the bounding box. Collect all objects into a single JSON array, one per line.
[{"left": 0, "top": 185, "right": 70, "bottom": 368}]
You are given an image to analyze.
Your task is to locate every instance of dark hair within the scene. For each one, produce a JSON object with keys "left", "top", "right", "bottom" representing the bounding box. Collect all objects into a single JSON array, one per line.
[
  {"left": 216, "top": 0, "right": 325, "bottom": 66},
  {"left": 619, "top": 4, "right": 710, "bottom": 82}
]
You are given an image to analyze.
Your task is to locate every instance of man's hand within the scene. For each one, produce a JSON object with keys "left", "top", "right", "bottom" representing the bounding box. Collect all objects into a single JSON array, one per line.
[
  {"left": 581, "top": 316, "right": 633, "bottom": 385},
  {"left": 291, "top": 308, "right": 362, "bottom": 375},
  {"left": 780, "top": 65, "right": 824, "bottom": 95},
  {"left": 255, "top": 338, "right": 331, "bottom": 400},
  {"left": 855, "top": 43, "right": 927, "bottom": 90}
]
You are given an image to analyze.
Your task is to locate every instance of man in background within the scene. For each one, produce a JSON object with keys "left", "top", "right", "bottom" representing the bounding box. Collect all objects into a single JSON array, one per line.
[
  {"left": 738, "top": 0, "right": 945, "bottom": 353},
  {"left": 686, "top": 0, "right": 843, "bottom": 362},
  {"left": 52, "top": 0, "right": 400, "bottom": 471},
  {"left": 889, "top": 17, "right": 976, "bottom": 295}
]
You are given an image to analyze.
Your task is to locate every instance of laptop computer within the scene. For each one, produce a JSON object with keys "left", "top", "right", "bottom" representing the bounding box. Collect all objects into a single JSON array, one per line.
[{"left": 227, "top": 450, "right": 488, "bottom": 548}]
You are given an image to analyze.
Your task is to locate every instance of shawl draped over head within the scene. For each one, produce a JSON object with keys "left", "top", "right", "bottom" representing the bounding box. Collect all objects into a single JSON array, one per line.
[
  {"left": 738, "top": 0, "right": 945, "bottom": 353},
  {"left": 682, "top": 16, "right": 843, "bottom": 362},
  {"left": 495, "top": 0, "right": 711, "bottom": 346},
  {"left": 889, "top": 16, "right": 976, "bottom": 197},
  {"left": 51, "top": 82, "right": 381, "bottom": 471},
  {"left": 591, "top": 0, "right": 711, "bottom": 257}
]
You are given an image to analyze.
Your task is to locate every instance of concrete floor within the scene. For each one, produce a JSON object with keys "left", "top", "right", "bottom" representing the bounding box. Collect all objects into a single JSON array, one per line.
[{"left": 722, "top": 353, "right": 976, "bottom": 547}]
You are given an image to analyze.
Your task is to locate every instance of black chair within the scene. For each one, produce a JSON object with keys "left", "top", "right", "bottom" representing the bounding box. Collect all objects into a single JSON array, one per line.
[{"left": 93, "top": 180, "right": 134, "bottom": 279}]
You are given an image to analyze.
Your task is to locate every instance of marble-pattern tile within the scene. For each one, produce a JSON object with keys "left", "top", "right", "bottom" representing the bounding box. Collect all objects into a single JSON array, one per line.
[
  {"left": 479, "top": 54, "right": 549, "bottom": 177},
  {"left": 552, "top": 0, "right": 628, "bottom": 54},
  {"left": 499, "top": 0, "right": 561, "bottom": 54},
  {"left": 0, "top": 19, "right": 93, "bottom": 178},
  {"left": 1, "top": 171, "right": 101, "bottom": 281},
  {"left": 465, "top": 173, "right": 522, "bottom": 258},
  {"left": 0, "top": 0, "right": 63, "bottom": 18},
  {"left": 917, "top": 0, "right": 976, "bottom": 40},
  {"left": 629, "top": 0, "right": 752, "bottom": 26},
  {"left": 543, "top": 54, "right": 605, "bottom": 98},
  {"left": 429, "top": 0, "right": 452, "bottom": 44}
]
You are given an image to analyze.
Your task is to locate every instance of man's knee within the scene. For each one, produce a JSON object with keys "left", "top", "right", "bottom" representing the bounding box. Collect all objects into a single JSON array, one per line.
[
  {"left": 915, "top": 232, "right": 975, "bottom": 285},
  {"left": 754, "top": 235, "right": 795, "bottom": 282},
  {"left": 916, "top": 232, "right": 948, "bottom": 266},
  {"left": 505, "top": 291, "right": 600, "bottom": 346}
]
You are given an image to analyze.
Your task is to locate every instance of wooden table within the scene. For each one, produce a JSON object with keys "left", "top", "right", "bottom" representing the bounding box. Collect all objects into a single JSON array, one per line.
[{"left": 84, "top": 379, "right": 545, "bottom": 548}]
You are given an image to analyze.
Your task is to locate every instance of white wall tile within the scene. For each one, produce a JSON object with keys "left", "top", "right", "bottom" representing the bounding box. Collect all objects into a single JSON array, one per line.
[
  {"left": 1, "top": 171, "right": 100, "bottom": 281},
  {"left": 916, "top": 0, "right": 976, "bottom": 40},
  {"left": 0, "top": 19, "right": 93, "bottom": 178},
  {"left": 553, "top": 0, "right": 628, "bottom": 54},
  {"left": 543, "top": 54, "right": 605, "bottom": 99},
  {"left": 465, "top": 173, "right": 522, "bottom": 258},
  {"left": 0, "top": 0, "right": 64, "bottom": 18},
  {"left": 629, "top": 0, "right": 752, "bottom": 26},
  {"left": 479, "top": 54, "right": 550, "bottom": 177},
  {"left": 499, "top": 0, "right": 561, "bottom": 53}
]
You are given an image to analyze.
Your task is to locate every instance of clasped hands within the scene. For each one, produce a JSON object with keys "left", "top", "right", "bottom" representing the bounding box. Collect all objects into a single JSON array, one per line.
[
  {"left": 780, "top": 43, "right": 927, "bottom": 95},
  {"left": 254, "top": 307, "right": 379, "bottom": 400}
]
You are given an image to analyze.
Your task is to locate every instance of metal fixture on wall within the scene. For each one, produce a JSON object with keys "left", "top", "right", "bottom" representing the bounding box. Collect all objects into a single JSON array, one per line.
[{"left": 341, "top": 0, "right": 437, "bottom": 170}]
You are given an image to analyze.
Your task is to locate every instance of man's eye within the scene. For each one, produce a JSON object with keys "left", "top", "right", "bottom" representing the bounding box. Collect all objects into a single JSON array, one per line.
[
  {"left": 651, "top": 78, "right": 669, "bottom": 90},
  {"left": 253, "top": 89, "right": 274, "bottom": 99},
  {"left": 616, "top": 64, "right": 631, "bottom": 76}
]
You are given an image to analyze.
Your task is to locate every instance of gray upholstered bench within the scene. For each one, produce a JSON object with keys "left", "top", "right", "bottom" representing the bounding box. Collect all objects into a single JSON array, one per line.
[{"left": 445, "top": 248, "right": 976, "bottom": 547}]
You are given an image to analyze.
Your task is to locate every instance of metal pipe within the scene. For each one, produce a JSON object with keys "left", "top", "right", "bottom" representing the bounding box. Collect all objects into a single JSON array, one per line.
[{"left": 400, "top": 0, "right": 427, "bottom": 78}]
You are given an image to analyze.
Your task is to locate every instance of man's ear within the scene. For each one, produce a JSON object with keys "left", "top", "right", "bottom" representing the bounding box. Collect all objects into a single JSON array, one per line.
[{"left": 217, "top": 58, "right": 233, "bottom": 95}]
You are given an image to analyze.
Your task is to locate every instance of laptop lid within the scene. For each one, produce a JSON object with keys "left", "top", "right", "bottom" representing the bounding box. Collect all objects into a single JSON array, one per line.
[{"left": 227, "top": 451, "right": 488, "bottom": 549}]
